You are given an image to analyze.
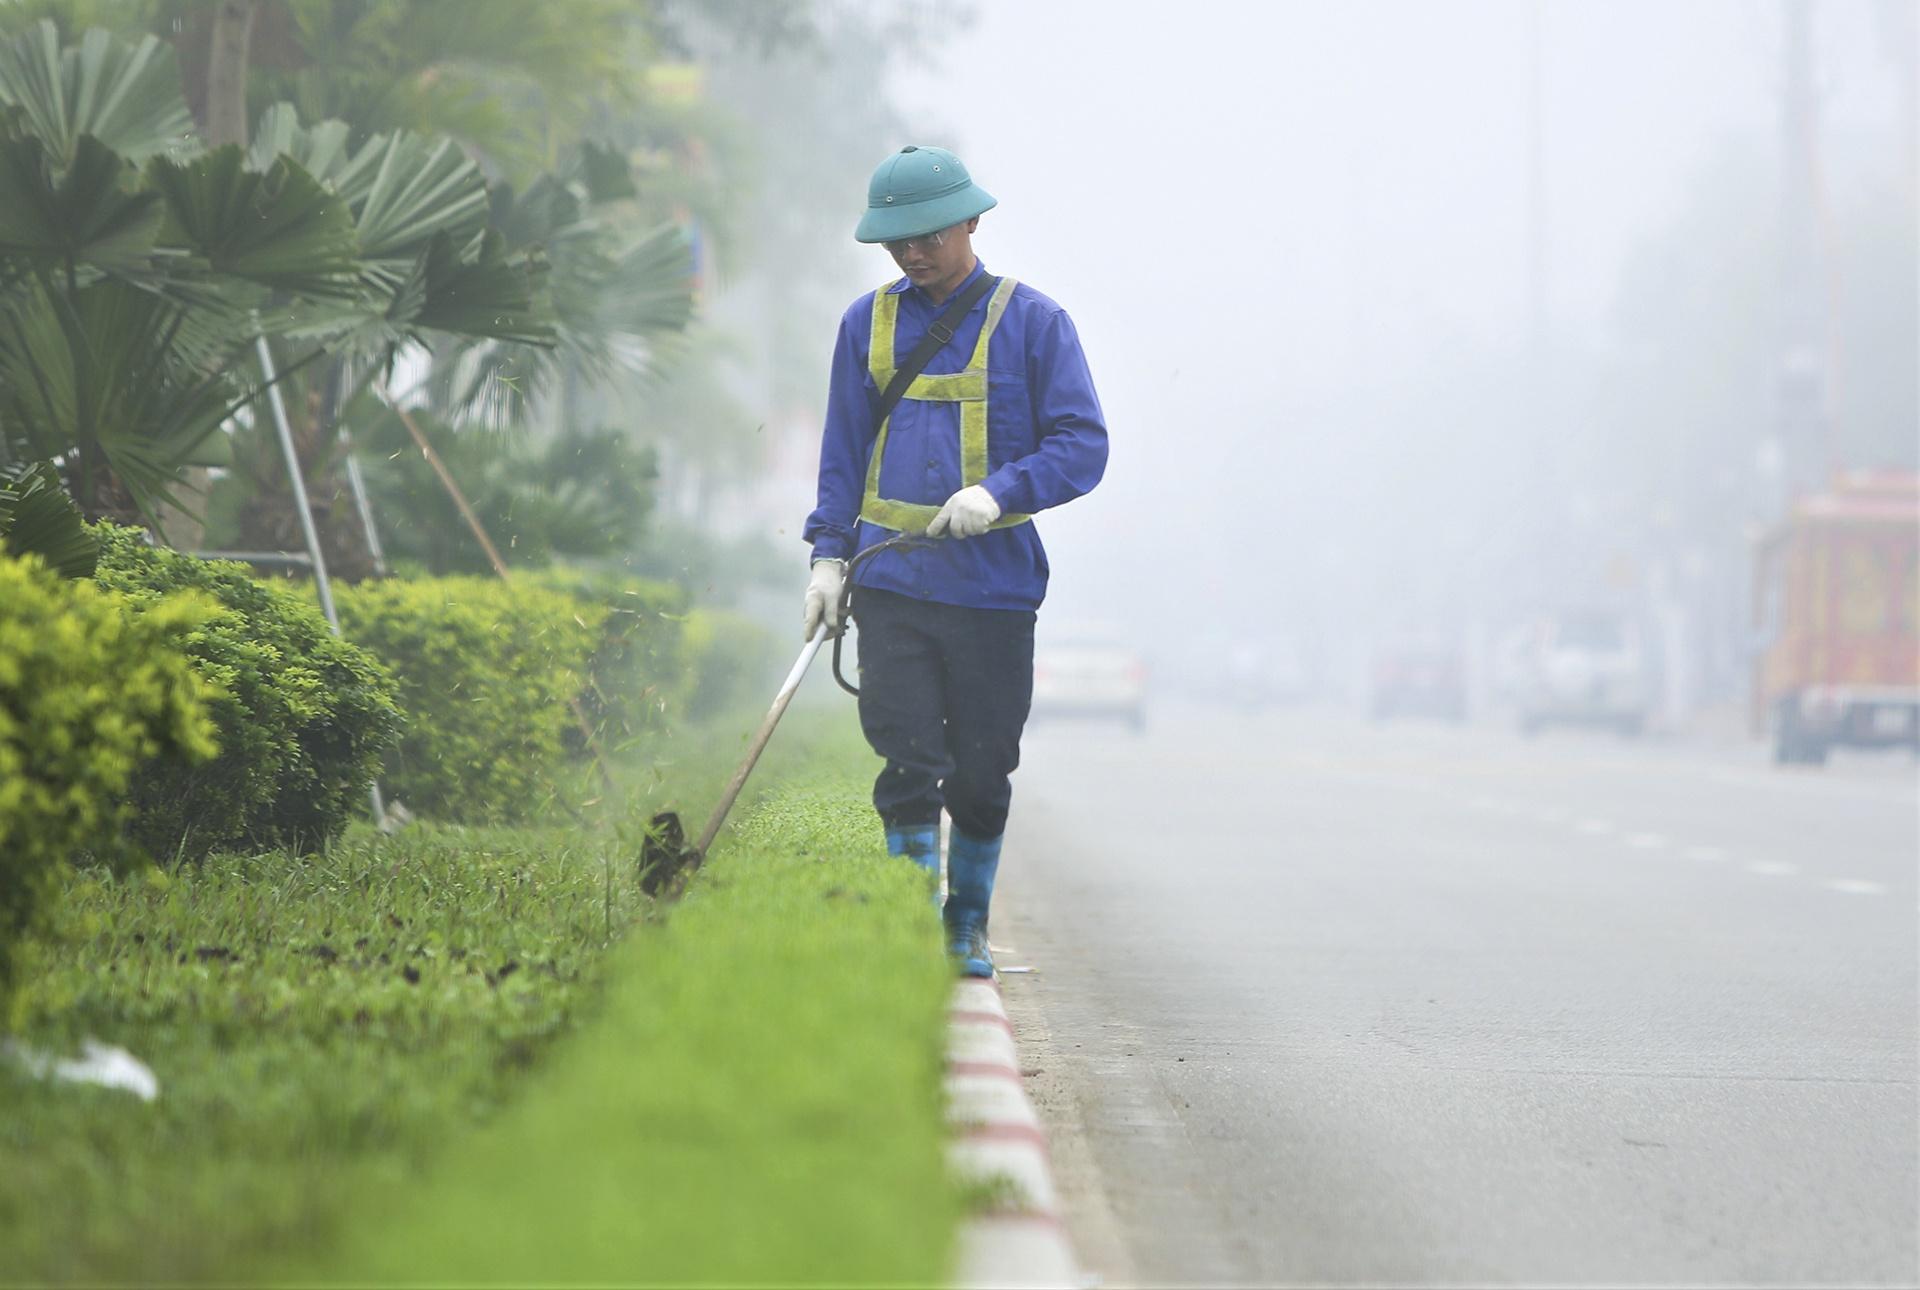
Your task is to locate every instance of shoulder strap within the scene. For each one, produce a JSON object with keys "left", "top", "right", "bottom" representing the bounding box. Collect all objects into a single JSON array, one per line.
[{"left": 872, "top": 272, "right": 1001, "bottom": 432}]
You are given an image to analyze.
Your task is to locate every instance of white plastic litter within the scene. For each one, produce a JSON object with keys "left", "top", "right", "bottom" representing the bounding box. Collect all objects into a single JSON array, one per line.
[{"left": 5, "top": 1038, "right": 159, "bottom": 1101}]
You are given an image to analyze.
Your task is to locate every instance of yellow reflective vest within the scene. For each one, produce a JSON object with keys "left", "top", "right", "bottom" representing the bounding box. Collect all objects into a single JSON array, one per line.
[{"left": 860, "top": 275, "right": 1032, "bottom": 535}]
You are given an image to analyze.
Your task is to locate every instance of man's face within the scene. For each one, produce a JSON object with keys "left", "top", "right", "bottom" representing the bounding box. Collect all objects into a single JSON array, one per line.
[{"left": 885, "top": 217, "right": 978, "bottom": 297}]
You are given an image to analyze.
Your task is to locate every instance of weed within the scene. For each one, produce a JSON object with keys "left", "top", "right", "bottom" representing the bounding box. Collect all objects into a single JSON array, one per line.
[{"left": 958, "top": 1171, "right": 1034, "bottom": 1215}]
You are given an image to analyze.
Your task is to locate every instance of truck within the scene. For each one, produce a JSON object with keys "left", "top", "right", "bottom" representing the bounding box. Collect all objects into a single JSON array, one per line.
[{"left": 1753, "top": 472, "right": 1920, "bottom": 765}]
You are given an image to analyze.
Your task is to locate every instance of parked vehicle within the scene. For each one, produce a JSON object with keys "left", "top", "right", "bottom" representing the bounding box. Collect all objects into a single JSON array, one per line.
[
  {"left": 1753, "top": 472, "right": 1920, "bottom": 765},
  {"left": 1512, "top": 609, "right": 1653, "bottom": 736},
  {"left": 1032, "top": 625, "right": 1148, "bottom": 731},
  {"left": 1367, "top": 637, "right": 1467, "bottom": 723}
]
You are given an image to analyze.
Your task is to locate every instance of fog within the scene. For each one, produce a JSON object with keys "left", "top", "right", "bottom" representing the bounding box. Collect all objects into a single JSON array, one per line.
[{"left": 753, "top": 0, "right": 1919, "bottom": 729}]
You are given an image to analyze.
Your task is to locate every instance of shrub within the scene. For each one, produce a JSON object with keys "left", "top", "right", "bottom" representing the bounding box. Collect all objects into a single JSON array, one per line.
[
  {"left": 335, "top": 577, "right": 604, "bottom": 822},
  {"left": 524, "top": 567, "right": 690, "bottom": 753},
  {"left": 679, "top": 608, "right": 781, "bottom": 721},
  {"left": 91, "top": 526, "right": 401, "bottom": 860},
  {"left": 0, "top": 548, "right": 217, "bottom": 1017},
  {"left": 348, "top": 409, "right": 660, "bottom": 576}
]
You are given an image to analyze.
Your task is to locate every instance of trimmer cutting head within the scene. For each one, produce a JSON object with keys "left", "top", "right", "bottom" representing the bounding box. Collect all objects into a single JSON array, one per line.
[
  {"left": 642, "top": 536, "right": 926, "bottom": 903},
  {"left": 639, "top": 810, "right": 702, "bottom": 899}
]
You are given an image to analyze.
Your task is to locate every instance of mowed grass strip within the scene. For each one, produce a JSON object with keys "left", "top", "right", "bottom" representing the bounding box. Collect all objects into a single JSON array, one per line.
[
  {"left": 309, "top": 771, "right": 962, "bottom": 1286},
  {"left": 0, "top": 823, "right": 650, "bottom": 1285}
]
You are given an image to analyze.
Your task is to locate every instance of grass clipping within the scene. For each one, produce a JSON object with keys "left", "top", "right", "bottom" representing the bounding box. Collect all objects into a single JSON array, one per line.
[{"left": 309, "top": 775, "right": 962, "bottom": 1286}]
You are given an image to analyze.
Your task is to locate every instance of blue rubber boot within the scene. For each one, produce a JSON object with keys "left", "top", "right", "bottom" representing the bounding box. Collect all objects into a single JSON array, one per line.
[
  {"left": 884, "top": 823, "right": 942, "bottom": 908},
  {"left": 943, "top": 828, "right": 1001, "bottom": 978}
]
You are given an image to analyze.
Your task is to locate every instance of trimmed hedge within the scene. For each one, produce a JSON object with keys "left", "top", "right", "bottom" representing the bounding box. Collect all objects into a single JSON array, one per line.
[
  {"left": 530, "top": 572, "right": 781, "bottom": 730},
  {"left": 0, "top": 548, "right": 216, "bottom": 1018},
  {"left": 680, "top": 607, "right": 780, "bottom": 721},
  {"left": 91, "top": 527, "right": 401, "bottom": 860},
  {"left": 335, "top": 577, "right": 604, "bottom": 823},
  {"left": 524, "top": 568, "right": 689, "bottom": 753}
]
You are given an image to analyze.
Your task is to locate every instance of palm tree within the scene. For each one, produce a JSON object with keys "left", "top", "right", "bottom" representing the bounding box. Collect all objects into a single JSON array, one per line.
[
  {"left": 203, "top": 125, "right": 699, "bottom": 577},
  {"left": 0, "top": 20, "right": 556, "bottom": 565},
  {"left": 0, "top": 458, "right": 96, "bottom": 575}
]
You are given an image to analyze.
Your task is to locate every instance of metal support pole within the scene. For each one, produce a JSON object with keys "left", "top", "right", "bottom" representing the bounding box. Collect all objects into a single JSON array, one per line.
[
  {"left": 339, "top": 436, "right": 388, "bottom": 577},
  {"left": 256, "top": 332, "right": 387, "bottom": 827},
  {"left": 323, "top": 362, "right": 389, "bottom": 578},
  {"left": 256, "top": 335, "right": 338, "bottom": 627}
]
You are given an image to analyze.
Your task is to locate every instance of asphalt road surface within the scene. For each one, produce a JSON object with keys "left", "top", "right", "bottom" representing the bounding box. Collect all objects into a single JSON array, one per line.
[{"left": 995, "top": 704, "right": 1918, "bottom": 1286}]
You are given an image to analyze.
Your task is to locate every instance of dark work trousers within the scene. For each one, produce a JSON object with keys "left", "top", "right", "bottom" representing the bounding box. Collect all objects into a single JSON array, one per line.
[{"left": 851, "top": 586, "right": 1037, "bottom": 841}]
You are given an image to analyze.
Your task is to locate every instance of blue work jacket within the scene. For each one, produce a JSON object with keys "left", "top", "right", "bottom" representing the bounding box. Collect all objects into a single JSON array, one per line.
[{"left": 803, "top": 260, "right": 1108, "bottom": 611}]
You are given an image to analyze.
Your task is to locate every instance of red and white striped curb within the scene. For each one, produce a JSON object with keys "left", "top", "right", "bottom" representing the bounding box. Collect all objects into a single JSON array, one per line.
[{"left": 948, "top": 976, "right": 1079, "bottom": 1288}]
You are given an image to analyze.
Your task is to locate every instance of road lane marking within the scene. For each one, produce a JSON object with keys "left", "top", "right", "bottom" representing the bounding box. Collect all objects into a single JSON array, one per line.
[
  {"left": 1682, "top": 845, "right": 1728, "bottom": 862},
  {"left": 1746, "top": 860, "right": 1799, "bottom": 877},
  {"left": 1824, "top": 879, "right": 1888, "bottom": 896},
  {"left": 1624, "top": 832, "right": 1669, "bottom": 850},
  {"left": 1575, "top": 819, "right": 1613, "bottom": 835},
  {"left": 1466, "top": 797, "right": 1536, "bottom": 817}
]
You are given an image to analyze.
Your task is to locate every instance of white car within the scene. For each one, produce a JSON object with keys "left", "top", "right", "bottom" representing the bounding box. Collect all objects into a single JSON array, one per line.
[
  {"left": 1032, "top": 626, "right": 1148, "bottom": 731},
  {"left": 1514, "top": 610, "right": 1653, "bottom": 736}
]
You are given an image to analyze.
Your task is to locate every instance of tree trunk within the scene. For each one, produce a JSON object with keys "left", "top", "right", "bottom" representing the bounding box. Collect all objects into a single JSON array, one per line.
[
  {"left": 204, "top": 1, "right": 256, "bottom": 148},
  {"left": 155, "top": 1, "right": 256, "bottom": 551}
]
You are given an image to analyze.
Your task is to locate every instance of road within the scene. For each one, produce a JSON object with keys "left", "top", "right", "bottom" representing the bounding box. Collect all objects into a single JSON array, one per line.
[{"left": 995, "top": 705, "right": 1918, "bottom": 1286}]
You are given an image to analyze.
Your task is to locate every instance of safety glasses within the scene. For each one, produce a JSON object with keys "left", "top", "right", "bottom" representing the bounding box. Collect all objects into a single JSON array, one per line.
[{"left": 884, "top": 228, "right": 948, "bottom": 255}]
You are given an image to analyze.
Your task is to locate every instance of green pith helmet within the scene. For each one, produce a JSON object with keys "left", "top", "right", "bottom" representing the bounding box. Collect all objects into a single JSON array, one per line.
[{"left": 854, "top": 145, "right": 997, "bottom": 244}]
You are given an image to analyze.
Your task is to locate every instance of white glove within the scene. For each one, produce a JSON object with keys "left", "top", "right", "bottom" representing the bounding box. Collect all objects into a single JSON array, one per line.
[
  {"left": 802, "top": 559, "right": 844, "bottom": 640},
  {"left": 926, "top": 484, "right": 1002, "bottom": 539}
]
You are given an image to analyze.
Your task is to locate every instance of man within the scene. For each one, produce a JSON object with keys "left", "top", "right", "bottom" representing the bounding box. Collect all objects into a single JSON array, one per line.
[{"left": 801, "top": 144, "right": 1108, "bottom": 977}]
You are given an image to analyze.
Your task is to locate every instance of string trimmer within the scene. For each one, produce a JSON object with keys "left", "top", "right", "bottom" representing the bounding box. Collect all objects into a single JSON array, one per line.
[{"left": 640, "top": 534, "right": 927, "bottom": 897}]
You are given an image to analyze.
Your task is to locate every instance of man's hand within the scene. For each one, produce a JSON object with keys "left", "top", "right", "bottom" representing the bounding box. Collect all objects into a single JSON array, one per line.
[
  {"left": 926, "top": 484, "right": 1002, "bottom": 539},
  {"left": 802, "top": 559, "right": 844, "bottom": 640}
]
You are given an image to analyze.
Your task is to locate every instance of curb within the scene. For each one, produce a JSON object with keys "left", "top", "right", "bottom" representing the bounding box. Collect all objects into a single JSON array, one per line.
[{"left": 947, "top": 976, "right": 1080, "bottom": 1288}]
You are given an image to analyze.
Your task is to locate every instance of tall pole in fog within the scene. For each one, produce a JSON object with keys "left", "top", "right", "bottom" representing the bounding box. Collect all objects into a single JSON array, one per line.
[
  {"left": 1527, "top": 1, "right": 1547, "bottom": 384},
  {"left": 1524, "top": 0, "right": 1551, "bottom": 597},
  {"left": 1775, "top": 0, "right": 1827, "bottom": 510},
  {"left": 1895, "top": 0, "right": 1919, "bottom": 210}
]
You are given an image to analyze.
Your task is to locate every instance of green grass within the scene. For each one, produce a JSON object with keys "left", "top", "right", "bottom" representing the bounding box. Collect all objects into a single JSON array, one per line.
[
  {"left": 0, "top": 713, "right": 962, "bottom": 1285},
  {"left": 305, "top": 766, "right": 962, "bottom": 1285},
  {"left": 0, "top": 822, "right": 648, "bottom": 1284}
]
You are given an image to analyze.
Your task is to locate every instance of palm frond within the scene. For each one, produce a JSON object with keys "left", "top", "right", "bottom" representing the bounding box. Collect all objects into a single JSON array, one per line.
[
  {"left": 132, "top": 270, "right": 269, "bottom": 359},
  {"left": 147, "top": 145, "right": 360, "bottom": 300},
  {"left": 488, "top": 173, "right": 583, "bottom": 252},
  {"left": 409, "top": 229, "right": 553, "bottom": 347},
  {"left": 598, "top": 221, "right": 697, "bottom": 348},
  {"left": 578, "top": 140, "right": 637, "bottom": 203},
  {"left": 246, "top": 101, "right": 352, "bottom": 181},
  {"left": 337, "top": 128, "right": 492, "bottom": 266},
  {"left": 0, "top": 131, "right": 161, "bottom": 270},
  {"left": 264, "top": 230, "right": 554, "bottom": 361},
  {"left": 414, "top": 335, "right": 542, "bottom": 430},
  {"left": 0, "top": 275, "right": 243, "bottom": 513},
  {"left": 0, "top": 456, "right": 97, "bottom": 576},
  {"left": 0, "top": 21, "right": 193, "bottom": 166}
]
